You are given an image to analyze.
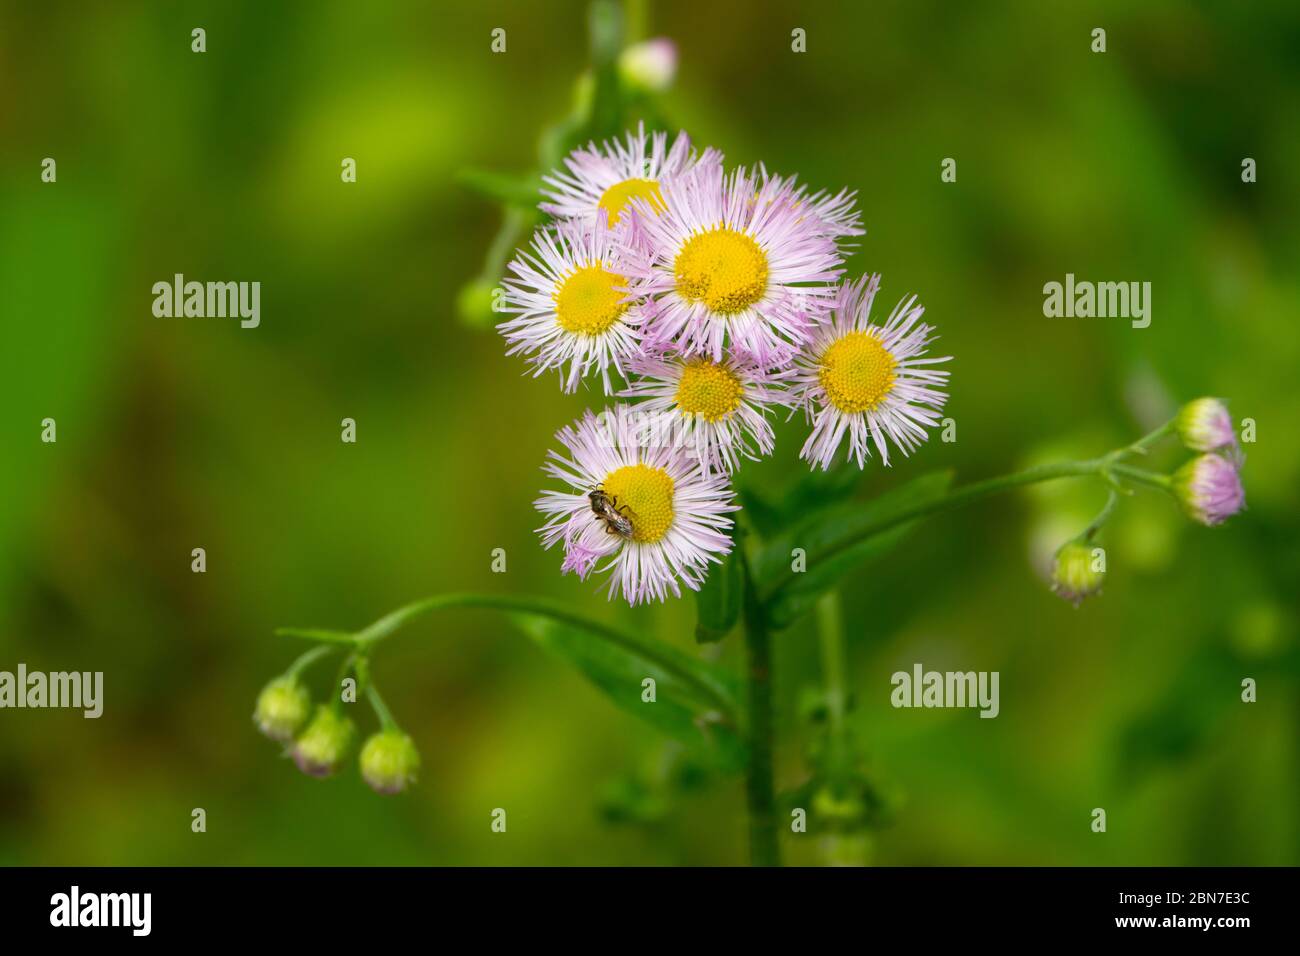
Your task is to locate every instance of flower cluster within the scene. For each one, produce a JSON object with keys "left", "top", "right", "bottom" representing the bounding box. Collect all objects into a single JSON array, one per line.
[
  {"left": 1171, "top": 398, "right": 1246, "bottom": 527},
  {"left": 1049, "top": 397, "right": 1246, "bottom": 606},
  {"left": 501, "top": 125, "right": 951, "bottom": 604},
  {"left": 254, "top": 675, "right": 420, "bottom": 795}
]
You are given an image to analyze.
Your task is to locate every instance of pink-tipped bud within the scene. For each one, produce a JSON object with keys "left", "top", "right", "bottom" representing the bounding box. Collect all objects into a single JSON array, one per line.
[
  {"left": 254, "top": 676, "right": 311, "bottom": 743},
  {"left": 1051, "top": 542, "right": 1106, "bottom": 606},
  {"left": 1175, "top": 398, "right": 1237, "bottom": 453},
  {"left": 359, "top": 729, "right": 421, "bottom": 795},
  {"left": 1173, "top": 453, "right": 1246, "bottom": 526},
  {"left": 292, "top": 706, "right": 356, "bottom": 778}
]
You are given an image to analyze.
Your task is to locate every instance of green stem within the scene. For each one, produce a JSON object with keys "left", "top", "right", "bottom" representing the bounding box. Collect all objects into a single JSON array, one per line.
[
  {"left": 740, "top": 550, "right": 781, "bottom": 867},
  {"left": 367, "top": 684, "right": 399, "bottom": 731},
  {"left": 340, "top": 592, "right": 736, "bottom": 720},
  {"left": 816, "top": 591, "right": 848, "bottom": 744},
  {"left": 1109, "top": 462, "right": 1172, "bottom": 490},
  {"left": 285, "top": 643, "right": 340, "bottom": 680},
  {"left": 760, "top": 457, "right": 1169, "bottom": 603},
  {"left": 1115, "top": 418, "right": 1175, "bottom": 458},
  {"left": 1078, "top": 488, "right": 1120, "bottom": 543}
]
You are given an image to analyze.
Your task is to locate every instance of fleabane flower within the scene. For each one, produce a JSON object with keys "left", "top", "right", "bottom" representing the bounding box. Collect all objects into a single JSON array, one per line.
[
  {"left": 540, "top": 123, "right": 719, "bottom": 228},
  {"left": 1173, "top": 453, "right": 1245, "bottom": 526},
  {"left": 619, "top": 349, "right": 789, "bottom": 474},
  {"left": 793, "top": 274, "right": 951, "bottom": 470},
  {"left": 622, "top": 162, "right": 845, "bottom": 363},
  {"left": 1175, "top": 397, "right": 1237, "bottom": 454},
  {"left": 756, "top": 164, "right": 864, "bottom": 240},
  {"left": 535, "top": 405, "right": 738, "bottom": 605},
  {"left": 498, "top": 218, "right": 642, "bottom": 394}
]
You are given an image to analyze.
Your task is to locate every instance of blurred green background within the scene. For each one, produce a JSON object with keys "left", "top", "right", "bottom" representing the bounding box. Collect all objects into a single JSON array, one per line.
[{"left": 1, "top": 0, "right": 1297, "bottom": 866}]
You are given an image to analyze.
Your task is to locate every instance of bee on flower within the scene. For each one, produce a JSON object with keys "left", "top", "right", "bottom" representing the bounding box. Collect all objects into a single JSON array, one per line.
[{"left": 535, "top": 405, "right": 739, "bottom": 605}]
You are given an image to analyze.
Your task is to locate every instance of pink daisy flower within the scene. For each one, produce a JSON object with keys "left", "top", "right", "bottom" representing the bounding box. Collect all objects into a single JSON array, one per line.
[
  {"left": 498, "top": 218, "right": 642, "bottom": 394},
  {"left": 540, "top": 123, "right": 721, "bottom": 229},
  {"left": 793, "top": 274, "right": 951, "bottom": 470},
  {"left": 621, "top": 162, "right": 846, "bottom": 364},
  {"left": 756, "top": 164, "right": 865, "bottom": 240},
  {"left": 535, "top": 406, "right": 739, "bottom": 605},
  {"left": 619, "top": 349, "right": 790, "bottom": 474}
]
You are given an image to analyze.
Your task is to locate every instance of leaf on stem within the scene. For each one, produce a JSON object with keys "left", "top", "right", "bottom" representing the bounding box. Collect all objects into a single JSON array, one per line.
[
  {"left": 754, "top": 471, "right": 954, "bottom": 629},
  {"left": 738, "top": 462, "right": 864, "bottom": 537},
  {"left": 694, "top": 547, "right": 743, "bottom": 643},
  {"left": 509, "top": 612, "right": 746, "bottom": 771}
]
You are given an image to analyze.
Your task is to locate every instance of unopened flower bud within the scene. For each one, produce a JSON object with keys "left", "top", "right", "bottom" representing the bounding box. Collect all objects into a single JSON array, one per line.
[
  {"left": 253, "top": 676, "right": 311, "bottom": 743},
  {"left": 292, "top": 706, "right": 356, "bottom": 778},
  {"left": 1051, "top": 542, "right": 1106, "bottom": 606},
  {"left": 359, "top": 729, "right": 420, "bottom": 795},
  {"left": 619, "top": 38, "right": 677, "bottom": 94},
  {"left": 1175, "top": 398, "right": 1236, "bottom": 453},
  {"left": 1173, "top": 453, "right": 1246, "bottom": 527}
]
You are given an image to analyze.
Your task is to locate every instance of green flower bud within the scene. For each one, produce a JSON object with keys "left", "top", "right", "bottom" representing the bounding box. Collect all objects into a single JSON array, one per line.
[
  {"left": 253, "top": 676, "right": 311, "bottom": 743},
  {"left": 1051, "top": 541, "right": 1105, "bottom": 606},
  {"left": 292, "top": 706, "right": 356, "bottom": 778},
  {"left": 359, "top": 729, "right": 420, "bottom": 795},
  {"left": 456, "top": 280, "right": 499, "bottom": 329}
]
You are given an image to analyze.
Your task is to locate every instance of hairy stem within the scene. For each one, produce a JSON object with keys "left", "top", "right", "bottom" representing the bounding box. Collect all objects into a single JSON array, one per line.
[
  {"left": 816, "top": 590, "right": 849, "bottom": 766},
  {"left": 760, "top": 456, "right": 1171, "bottom": 603},
  {"left": 741, "top": 550, "right": 781, "bottom": 867},
  {"left": 284, "top": 592, "right": 738, "bottom": 721}
]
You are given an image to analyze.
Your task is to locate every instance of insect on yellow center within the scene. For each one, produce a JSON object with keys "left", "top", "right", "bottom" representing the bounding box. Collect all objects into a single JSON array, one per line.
[
  {"left": 673, "top": 227, "right": 769, "bottom": 315},
  {"left": 819, "top": 330, "right": 898, "bottom": 414},
  {"left": 674, "top": 358, "right": 743, "bottom": 423},
  {"left": 597, "top": 178, "right": 666, "bottom": 226},
  {"left": 553, "top": 265, "right": 629, "bottom": 335},
  {"left": 601, "top": 464, "right": 675, "bottom": 544}
]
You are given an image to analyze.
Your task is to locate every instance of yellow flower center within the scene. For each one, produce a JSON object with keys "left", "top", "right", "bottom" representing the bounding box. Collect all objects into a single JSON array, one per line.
[
  {"left": 818, "top": 331, "right": 897, "bottom": 414},
  {"left": 601, "top": 463, "right": 675, "bottom": 544},
  {"left": 597, "top": 178, "right": 665, "bottom": 226},
  {"left": 553, "top": 265, "right": 629, "bottom": 335},
  {"left": 674, "top": 358, "right": 743, "bottom": 423},
  {"left": 673, "top": 227, "right": 769, "bottom": 315}
]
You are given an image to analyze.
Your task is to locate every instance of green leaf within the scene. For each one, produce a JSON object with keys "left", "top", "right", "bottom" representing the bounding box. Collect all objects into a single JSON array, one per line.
[
  {"left": 694, "top": 548, "right": 742, "bottom": 644},
  {"left": 755, "top": 471, "right": 954, "bottom": 629},
  {"left": 738, "top": 462, "right": 863, "bottom": 537},
  {"left": 456, "top": 167, "right": 542, "bottom": 208},
  {"left": 511, "top": 612, "right": 746, "bottom": 771}
]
